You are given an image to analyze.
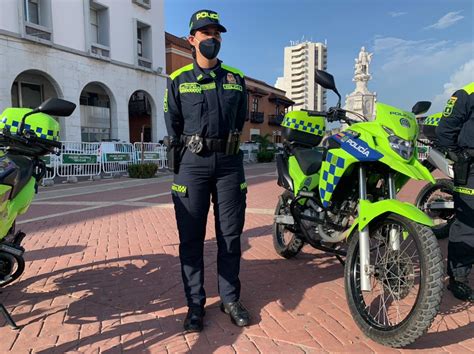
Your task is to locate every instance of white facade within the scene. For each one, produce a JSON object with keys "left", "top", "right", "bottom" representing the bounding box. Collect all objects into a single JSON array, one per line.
[
  {"left": 0, "top": 0, "right": 167, "bottom": 142},
  {"left": 275, "top": 41, "right": 327, "bottom": 111}
]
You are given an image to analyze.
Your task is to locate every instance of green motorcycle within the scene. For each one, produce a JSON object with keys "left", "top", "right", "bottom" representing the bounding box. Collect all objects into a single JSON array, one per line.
[
  {"left": 273, "top": 70, "right": 443, "bottom": 347},
  {"left": 0, "top": 98, "right": 76, "bottom": 329}
]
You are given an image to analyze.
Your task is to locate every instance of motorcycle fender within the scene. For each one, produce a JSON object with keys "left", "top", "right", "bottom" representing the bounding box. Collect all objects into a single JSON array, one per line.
[
  {"left": 10, "top": 178, "right": 36, "bottom": 216},
  {"left": 347, "top": 199, "right": 434, "bottom": 237}
]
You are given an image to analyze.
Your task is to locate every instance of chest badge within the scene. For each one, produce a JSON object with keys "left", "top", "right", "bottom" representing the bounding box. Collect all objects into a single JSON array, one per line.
[{"left": 227, "top": 73, "right": 236, "bottom": 84}]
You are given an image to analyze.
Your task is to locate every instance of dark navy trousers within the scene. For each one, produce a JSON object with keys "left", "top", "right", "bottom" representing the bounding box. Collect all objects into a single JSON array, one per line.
[
  {"left": 171, "top": 149, "right": 247, "bottom": 309},
  {"left": 448, "top": 165, "right": 474, "bottom": 281}
]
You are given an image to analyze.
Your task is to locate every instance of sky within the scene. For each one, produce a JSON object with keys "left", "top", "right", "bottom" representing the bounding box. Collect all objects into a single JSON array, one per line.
[{"left": 165, "top": 0, "right": 473, "bottom": 114}]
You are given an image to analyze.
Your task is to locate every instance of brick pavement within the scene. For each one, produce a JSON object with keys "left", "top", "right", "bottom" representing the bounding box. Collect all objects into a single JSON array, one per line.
[{"left": 0, "top": 164, "right": 472, "bottom": 353}]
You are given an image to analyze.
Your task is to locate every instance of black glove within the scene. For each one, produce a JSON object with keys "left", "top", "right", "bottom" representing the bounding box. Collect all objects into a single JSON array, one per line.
[{"left": 327, "top": 108, "right": 346, "bottom": 122}]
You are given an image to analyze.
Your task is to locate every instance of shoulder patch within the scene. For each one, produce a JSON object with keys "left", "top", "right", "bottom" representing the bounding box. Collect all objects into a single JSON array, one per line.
[
  {"left": 170, "top": 63, "right": 194, "bottom": 80},
  {"left": 221, "top": 64, "right": 244, "bottom": 78},
  {"left": 442, "top": 96, "right": 458, "bottom": 117}
]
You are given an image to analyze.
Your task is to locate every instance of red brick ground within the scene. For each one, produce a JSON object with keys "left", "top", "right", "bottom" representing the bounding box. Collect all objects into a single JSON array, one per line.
[{"left": 0, "top": 164, "right": 472, "bottom": 353}]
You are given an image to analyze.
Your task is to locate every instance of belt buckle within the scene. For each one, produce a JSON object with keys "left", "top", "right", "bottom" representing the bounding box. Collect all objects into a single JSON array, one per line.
[{"left": 187, "top": 134, "right": 204, "bottom": 154}]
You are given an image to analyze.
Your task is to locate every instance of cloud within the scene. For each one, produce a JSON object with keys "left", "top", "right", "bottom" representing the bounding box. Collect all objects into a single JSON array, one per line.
[
  {"left": 369, "top": 36, "right": 473, "bottom": 111},
  {"left": 372, "top": 36, "right": 473, "bottom": 76},
  {"left": 389, "top": 11, "right": 407, "bottom": 17},
  {"left": 431, "top": 60, "right": 474, "bottom": 112},
  {"left": 424, "top": 11, "right": 464, "bottom": 30}
]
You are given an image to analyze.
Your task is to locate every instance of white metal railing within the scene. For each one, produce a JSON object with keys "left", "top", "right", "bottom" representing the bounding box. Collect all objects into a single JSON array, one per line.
[
  {"left": 101, "top": 142, "right": 135, "bottom": 174},
  {"left": 40, "top": 153, "right": 56, "bottom": 185},
  {"left": 133, "top": 142, "right": 165, "bottom": 169},
  {"left": 57, "top": 142, "right": 101, "bottom": 178}
]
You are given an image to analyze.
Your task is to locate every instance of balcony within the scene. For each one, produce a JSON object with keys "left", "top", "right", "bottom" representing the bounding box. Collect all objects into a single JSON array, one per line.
[
  {"left": 24, "top": 22, "right": 52, "bottom": 42},
  {"left": 90, "top": 43, "right": 111, "bottom": 60},
  {"left": 250, "top": 112, "right": 264, "bottom": 124},
  {"left": 132, "top": 0, "right": 151, "bottom": 9},
  {"left": 268, "top": 114, "right": 284, "bottom": 126}
]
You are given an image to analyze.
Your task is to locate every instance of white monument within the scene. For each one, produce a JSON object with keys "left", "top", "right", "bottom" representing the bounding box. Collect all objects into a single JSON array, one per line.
[{"left": 344, "top": 47, "right": 377, "bottom": 121}]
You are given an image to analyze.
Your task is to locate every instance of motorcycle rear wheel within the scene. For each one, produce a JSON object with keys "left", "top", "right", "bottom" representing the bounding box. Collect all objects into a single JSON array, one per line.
[
  {"left": 344, "top": 214, "right": 443, "bottom": 347},
  {"left": 415, "top": 178, "right": 454, "bottom": 240},
  {"left": 273, "top": 191, "right": 304, "bottom": 259},
  {"left": 0, "top": 251, "right": 25, "bottom": 287}
]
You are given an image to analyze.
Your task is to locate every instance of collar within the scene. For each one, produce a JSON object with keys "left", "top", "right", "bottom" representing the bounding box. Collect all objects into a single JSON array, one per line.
[{"left": 193, "top": 59, "right": 221, "bottom": 82}]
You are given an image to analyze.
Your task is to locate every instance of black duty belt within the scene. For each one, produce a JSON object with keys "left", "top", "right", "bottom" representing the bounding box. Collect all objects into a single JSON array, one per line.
[{"left": 181, "top": 135, "right": 227, "bottom": 153}]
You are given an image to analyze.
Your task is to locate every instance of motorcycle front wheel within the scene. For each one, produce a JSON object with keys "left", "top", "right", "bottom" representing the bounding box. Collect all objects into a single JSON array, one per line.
[{"left": 344, "top": 214, "right": 443, "bottom": 347}]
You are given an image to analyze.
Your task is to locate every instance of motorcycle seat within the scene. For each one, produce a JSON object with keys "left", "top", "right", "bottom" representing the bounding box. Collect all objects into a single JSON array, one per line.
[
  {"left": 0, "top": 155, "right": 34, "bottom": 200},
  {"left": 293, "top": 147, "right": 326, "bottom": 176}
]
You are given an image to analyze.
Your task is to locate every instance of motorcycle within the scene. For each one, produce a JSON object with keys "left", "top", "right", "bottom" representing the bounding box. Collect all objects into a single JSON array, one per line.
[
  {"left": 0, "top": 98, "right": 76, "bottom": 329},
  {"left": 273, "top": 70, "right": 443, "bottom": 347},
  {"left": 415, "top": 112, "right": 455, "bottom": 239}
]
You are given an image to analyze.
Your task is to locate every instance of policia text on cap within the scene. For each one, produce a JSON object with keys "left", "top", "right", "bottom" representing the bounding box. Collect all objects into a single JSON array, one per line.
[{"left": 163, "top": 10, "right": 251, "bottom": 332}]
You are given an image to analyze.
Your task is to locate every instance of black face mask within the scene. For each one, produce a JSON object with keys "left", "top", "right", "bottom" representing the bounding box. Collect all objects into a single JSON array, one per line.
[{"left": 197, "top": 38, "right": 221, "bottom": 60}]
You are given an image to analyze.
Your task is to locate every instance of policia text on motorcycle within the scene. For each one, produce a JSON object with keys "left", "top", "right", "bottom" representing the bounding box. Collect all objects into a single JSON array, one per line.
[
  {"left": 163, "top": 10, "right": 250, "bottom": 332},
  {"left": 436, "top": 82, "right": 474, "bottom": 302}
]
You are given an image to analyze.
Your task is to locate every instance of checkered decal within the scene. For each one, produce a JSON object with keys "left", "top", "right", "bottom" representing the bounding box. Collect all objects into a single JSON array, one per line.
[
  {"left": 1, "top": 117, "right": 60, "bottom": 141},
  {"left": 423, "top": 116, "right": 441, "bottom": 127},
  {"left": 282, "top": 117, "right": 325, "bottom": 137},
  {"left": 319, "top": 152, "right": 345, "bottom": 208}
]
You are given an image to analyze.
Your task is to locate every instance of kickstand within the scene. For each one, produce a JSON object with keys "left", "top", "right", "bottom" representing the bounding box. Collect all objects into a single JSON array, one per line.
[{"left": 0, "top": 303, "right": 19, "bottom": 330}]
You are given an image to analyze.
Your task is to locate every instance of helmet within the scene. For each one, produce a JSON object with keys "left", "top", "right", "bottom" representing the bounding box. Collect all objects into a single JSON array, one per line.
[
  {"left": 281, "top": 111, "right": 326, "bottom": 147},
  {"left": 0, "top": 108, "right": 60, "bottom": 141}
]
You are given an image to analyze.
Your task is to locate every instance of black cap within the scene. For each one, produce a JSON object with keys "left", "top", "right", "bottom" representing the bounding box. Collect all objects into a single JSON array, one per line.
[{"left": 189, "top": 10, "right": 227, "bottom": 34}]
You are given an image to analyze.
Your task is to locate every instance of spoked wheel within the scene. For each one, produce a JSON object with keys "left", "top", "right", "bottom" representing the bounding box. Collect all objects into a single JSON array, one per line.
[
  {"left": 345, "top": 214, "right": 443, "bottom": 347},
  {"left": 0, "top": 251, "right": 25, "bottom": 287},
  {"left": 273, "top": 191, "right": 304, "bottom": 259},
  {"left": 416, "top": 179, "right": 454, "bottom": 239}
]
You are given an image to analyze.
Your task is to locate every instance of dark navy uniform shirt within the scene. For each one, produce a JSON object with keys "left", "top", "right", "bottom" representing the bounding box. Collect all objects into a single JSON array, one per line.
[
  {"left": 437, "top": 82, "right": 474, "bottom": 151},
  {"left": 164, "top": 60, "right": 247, "bottom": 140}
]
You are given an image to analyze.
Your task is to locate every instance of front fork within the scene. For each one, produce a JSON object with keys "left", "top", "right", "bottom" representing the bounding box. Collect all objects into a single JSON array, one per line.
[{"left": 358, "top": 167, "right": 400, "bottom": 291}]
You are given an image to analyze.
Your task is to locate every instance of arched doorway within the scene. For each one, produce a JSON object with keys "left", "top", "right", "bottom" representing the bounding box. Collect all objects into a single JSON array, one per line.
[
  {"left": 128, "top": 90, "right": 154, "bottom": 143},
  {"left": 79, "top": 82, "right": 113, "bottom": 142},
  {"left": 11, "top": 70, "right": 63, "bottom": 108}
]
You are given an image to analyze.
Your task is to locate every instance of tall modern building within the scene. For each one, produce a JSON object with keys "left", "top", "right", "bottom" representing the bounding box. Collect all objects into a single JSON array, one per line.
[
  {"left": 0, "top": 0, "right": 166, "bottom": 143},
  {"left": 275, "top": 41, "right": 328, "bottom": 111}
]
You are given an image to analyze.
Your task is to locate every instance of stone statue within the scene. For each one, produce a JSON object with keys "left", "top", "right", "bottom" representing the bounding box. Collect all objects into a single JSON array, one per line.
[
  {"left": 344, "top": 46, "right": 377, "bottom": 123},
  {"left": 354, "top": 46, "right": 373, "bottom": 76}
]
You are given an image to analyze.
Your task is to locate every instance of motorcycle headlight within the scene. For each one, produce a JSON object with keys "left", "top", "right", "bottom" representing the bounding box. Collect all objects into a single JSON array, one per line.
[{"left": 388, "top": 135, "right": 414, "bottom": 160}]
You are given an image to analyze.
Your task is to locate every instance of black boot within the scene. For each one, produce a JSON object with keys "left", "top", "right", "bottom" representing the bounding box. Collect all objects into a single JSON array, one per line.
[
  {"left": 183, "top": 307, "right": 205, "bottom": 333},
  {"left": 220, "top": 301, "right": 250, "bottom": 327},
  {"left": 447, "top": 278, "right": 474, "bottom": 302}
]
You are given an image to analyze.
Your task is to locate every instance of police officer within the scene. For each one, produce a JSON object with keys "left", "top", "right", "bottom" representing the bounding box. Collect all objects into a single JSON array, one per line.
[
  {"left": 436, "top": 82, "right": 474, "bottom": 302},
  {"left": 163, "top": 10, "right": 250, "bottom": 332}
]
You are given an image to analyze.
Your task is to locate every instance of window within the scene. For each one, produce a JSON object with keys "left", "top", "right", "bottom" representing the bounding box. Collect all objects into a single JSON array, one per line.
[
  {"left": 252, "top": 97, "right": 259, "bottom": 112},
  {"left": 136, "top": 20, "right": 152, "bottom": 68},
  {"left": 137, "top": 28, "right": 143, "bottom": 57},
  {"left": 89, "top": 2, "right": 109, "bottom": 47},
  {"left": 90, "top": 8, "right": 99, "bottom": 44},
  {"left": 25, "top": 0, "right": 39, "bottom": 24},
  {"left": 12, "top": 82, "right": 43, "bottom": 109},
  {"left": 23, "top": 0, "right": 52, "bottom": 41}
]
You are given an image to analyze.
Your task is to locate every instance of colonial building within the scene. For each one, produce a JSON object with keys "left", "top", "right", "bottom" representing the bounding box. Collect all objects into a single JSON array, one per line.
[
  {"left": 164, "top": 32, "right": 294, "bottom": 144},
  {"left": 0, "top": 0, "right": 167, "bottom": 143}
]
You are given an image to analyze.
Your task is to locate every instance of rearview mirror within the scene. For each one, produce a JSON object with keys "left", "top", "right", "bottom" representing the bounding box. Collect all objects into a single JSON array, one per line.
[
  {"left": 411, "top": 101, "right": 431, "bottom": 115},
  {"left": 35, "top": 98, "right": 76, "bottom": 117},
  {"left": 315, "top": 70, "right": 337, "bottom": 91}
]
